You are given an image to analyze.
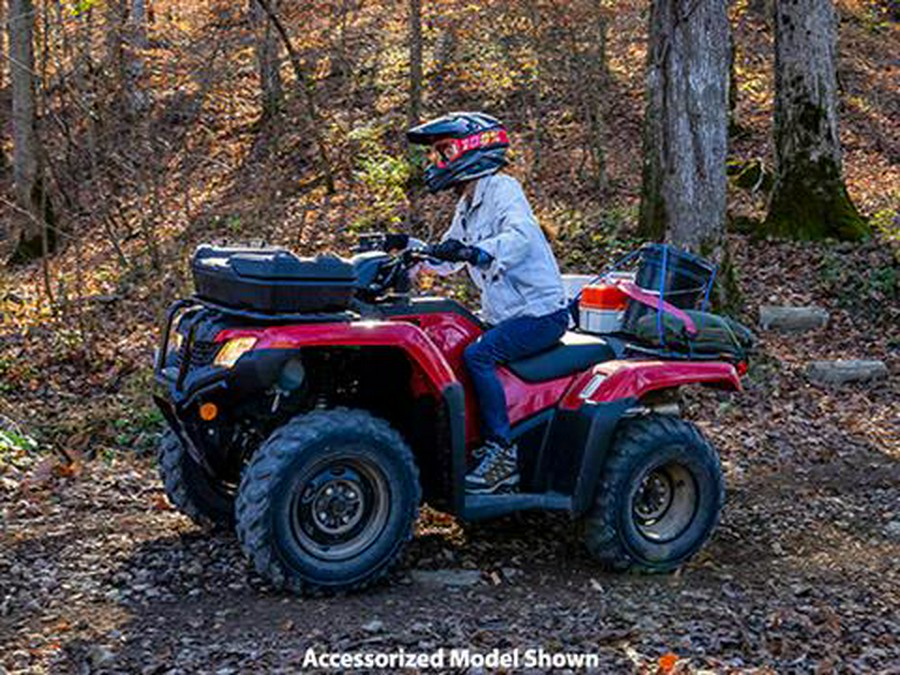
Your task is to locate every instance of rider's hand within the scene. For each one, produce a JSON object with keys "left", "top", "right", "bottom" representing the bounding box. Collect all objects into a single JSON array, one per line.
[
  {"left": 383, "top": 233, "right": 410, "bottom": 252},
  {"left": 430, "top": 239, "right": 493, "bottom": 268}
]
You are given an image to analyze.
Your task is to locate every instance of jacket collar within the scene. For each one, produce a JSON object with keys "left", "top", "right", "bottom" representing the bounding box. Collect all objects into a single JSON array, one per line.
[
  {"left": 471, "top": 176, "right": 488, "bottom": 209},
  {"left": 457, "top": 176, "right": 489, "bottom": 216}
]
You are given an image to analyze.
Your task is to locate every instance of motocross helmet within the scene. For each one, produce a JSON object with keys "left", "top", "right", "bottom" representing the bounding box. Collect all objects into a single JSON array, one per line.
[{"left": 407, "top": 112, "right": 510, "bottom": 193}]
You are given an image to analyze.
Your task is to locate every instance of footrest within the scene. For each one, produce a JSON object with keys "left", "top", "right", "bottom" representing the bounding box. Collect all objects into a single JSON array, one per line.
[{"left": 463, "top": 491, "right": 572, "bottom": 521}]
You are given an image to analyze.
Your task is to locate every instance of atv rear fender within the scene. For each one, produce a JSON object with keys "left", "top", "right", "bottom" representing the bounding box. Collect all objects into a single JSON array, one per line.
[{"left": 560, "top": 360, "right": 741, "bottom": 410}]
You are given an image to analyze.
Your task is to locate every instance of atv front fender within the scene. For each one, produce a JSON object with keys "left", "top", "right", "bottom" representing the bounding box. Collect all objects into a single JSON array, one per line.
[{"left": 215, "top": 320, "right": 460, "bottom": 391}]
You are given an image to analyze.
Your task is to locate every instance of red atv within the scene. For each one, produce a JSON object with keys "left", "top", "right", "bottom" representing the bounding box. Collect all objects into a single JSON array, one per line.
[{"left": 153, "top": 235, "right": 744, "bottom": 594}]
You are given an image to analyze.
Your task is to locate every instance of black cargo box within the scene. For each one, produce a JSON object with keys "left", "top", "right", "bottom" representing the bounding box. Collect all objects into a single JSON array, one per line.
[{"left": 191, "top": 245, "right": 357, "bottom": 314}]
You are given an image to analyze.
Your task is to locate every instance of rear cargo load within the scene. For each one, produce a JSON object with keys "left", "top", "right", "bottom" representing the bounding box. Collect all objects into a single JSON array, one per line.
[
  {"left": 191, "top": 245, "right": 357, "bottom": 314},
  {"left": 578, "top": 283, "right": 629, "bottom": 334}
]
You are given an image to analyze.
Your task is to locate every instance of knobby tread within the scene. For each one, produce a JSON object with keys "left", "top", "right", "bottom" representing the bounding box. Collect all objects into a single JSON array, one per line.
[
  {"left": 235, "top": 408, "right": 421, "bottom": 596},
  {"left": 157, "top": 429, "right": 235, "bottom": 529},
  {"left": 583, "top": 414, "right": 725, "bottom": 573}
]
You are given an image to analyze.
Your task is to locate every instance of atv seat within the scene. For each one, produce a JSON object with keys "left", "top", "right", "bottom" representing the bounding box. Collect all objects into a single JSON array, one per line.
[{"left": 506, "top": 332, "right": 618, "bottom": 383}]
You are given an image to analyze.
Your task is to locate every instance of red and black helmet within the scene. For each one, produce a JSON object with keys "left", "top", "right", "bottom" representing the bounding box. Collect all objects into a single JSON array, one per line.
[{"left": 407, "top": 112, "right": 510, "bottom": 193}]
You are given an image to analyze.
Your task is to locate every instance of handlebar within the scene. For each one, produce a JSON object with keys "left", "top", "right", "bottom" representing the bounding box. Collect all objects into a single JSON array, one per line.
[
  {"left": 355, "top": 233, "right": 447, "bottom": 264},
  {"left": 352, "top": 235, "right": 451, "bottom": 299},
  {"left": 401, "top": 246, "right": 441, "bottom": 265}
]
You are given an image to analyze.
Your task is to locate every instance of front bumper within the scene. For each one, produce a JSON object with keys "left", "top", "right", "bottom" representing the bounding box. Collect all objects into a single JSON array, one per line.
[{"left": 153, "top": 301, "right": 299, "bottom": 479}]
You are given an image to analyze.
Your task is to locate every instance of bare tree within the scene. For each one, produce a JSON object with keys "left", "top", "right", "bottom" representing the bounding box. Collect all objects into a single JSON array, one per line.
[
  {"left": 638, "top": 0, "right": 730, "bottom": 254},
  {"left": 7, "top": 0, "right": 51, "bottom": 262},
  {"left": 567, "top": 0, "right": 609, "bottom": 193},
  {"left": 251, "top": 0, "right": 282, "bottom": 119},
  {"left": 408, "top": 0, "right": 422, "bottom": 128},
  {"left": 253, "top": 0, "right": 333, "bottom": 192},
  {"left": 764, "top": 0, "right": 867, "bottom": 240},
  {"left": 431, "top": 14, "right": 457, "bottom": 101}
]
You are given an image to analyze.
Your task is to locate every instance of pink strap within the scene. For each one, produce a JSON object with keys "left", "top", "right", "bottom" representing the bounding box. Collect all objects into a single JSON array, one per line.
[{"left": 614, "top": 281, "right": 698, "bottom": 335}]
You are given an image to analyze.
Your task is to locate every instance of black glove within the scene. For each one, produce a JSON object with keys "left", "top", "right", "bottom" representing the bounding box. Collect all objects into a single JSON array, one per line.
[
  {"left": 430, "top": 239, "right": 493, "bottom": 267},
  {"left": 382, "top": 233, "right": 410, "bottom": 252}
]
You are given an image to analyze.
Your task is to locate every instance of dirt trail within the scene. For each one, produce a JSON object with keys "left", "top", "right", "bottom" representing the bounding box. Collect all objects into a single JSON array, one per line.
[{"left": 1, "top": 439, "right": 897, "bottom": 673}]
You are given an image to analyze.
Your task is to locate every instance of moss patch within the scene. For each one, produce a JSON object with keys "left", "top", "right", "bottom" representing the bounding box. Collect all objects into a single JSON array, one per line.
[{"left": 763, "top": 156, "right": 869, "bottom": 241}]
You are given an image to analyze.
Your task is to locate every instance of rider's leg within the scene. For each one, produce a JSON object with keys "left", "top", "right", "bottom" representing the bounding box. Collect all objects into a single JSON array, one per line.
[{"left": 462, "top": 308, "right": 569, "bottom": 493}]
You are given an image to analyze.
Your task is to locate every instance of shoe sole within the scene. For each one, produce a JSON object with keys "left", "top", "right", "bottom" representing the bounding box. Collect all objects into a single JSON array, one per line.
[{"left": 465, "top": 475, "right": 520, "bottom": 495}]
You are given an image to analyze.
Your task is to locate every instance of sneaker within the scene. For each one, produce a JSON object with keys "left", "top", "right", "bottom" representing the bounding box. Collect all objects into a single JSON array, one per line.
[{"left": 465, "top": 440, "right": 519, "bottom": 494}]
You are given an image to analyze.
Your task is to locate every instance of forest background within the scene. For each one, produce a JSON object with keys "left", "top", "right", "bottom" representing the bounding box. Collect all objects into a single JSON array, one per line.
[{"left": 0, "top": 1, "right": 897, "bottom": 672}]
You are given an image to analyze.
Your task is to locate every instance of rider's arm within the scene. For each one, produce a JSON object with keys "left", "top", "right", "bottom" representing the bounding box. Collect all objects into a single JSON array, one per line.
[
  {"left": 422, "top": 223, "right": 465, "bottom": 276},
  {"left": 472, "top": 179, "right": 532, "bottom": 276}
]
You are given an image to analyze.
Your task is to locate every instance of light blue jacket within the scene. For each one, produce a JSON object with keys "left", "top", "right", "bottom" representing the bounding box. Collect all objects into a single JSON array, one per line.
[{"left": 430, "top": 173, "right": 567, "bottom": 326}]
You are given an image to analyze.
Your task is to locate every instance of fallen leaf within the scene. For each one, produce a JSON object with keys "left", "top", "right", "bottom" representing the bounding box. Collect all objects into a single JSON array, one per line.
[
  {"left": 658, "top": 652, "right": 678, "bottom": 674},
  {"left": 151, "top": 494, "right": 172, "bottom": 511}
]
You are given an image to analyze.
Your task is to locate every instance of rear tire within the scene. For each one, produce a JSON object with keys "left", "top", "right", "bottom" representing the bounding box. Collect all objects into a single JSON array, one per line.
[
  {"left": 583, "top": 415, "right": 724, "bottom": 573},
  {"left": 158, "top": 429, "right": 236, "bottom": 529},
  {"left": 235, "top": 409, "right": 420, "bottom": 595}
]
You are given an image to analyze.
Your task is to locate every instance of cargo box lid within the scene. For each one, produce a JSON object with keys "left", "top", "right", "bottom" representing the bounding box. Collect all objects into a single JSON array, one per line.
[{"left": 193, "top": 246, "right": 356, "bottom": 282}]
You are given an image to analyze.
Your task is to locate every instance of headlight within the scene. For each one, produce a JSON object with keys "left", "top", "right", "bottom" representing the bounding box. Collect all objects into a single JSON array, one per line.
[{"left": 214, "top": 337, "right": 258, "bottom": 368}]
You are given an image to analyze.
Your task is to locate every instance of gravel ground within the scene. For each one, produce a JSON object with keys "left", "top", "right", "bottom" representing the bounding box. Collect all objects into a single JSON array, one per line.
[{"left": 1, "top": 425, "right": 898, "bottom": 674}]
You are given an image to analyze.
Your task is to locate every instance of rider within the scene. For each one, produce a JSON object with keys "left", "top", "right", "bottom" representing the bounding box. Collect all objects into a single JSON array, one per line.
[{"left": 407, "top": 112, "right": 569, "bottom": 494}]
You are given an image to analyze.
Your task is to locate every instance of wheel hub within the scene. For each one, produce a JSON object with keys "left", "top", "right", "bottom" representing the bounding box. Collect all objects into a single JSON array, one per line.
[
  {"left": 631, "top": 461, "right": 698, "bottom": 543},
  {"left": 634, "top": 471, "right": 673, "bottom": 521},
  {"left": 312, "top": 479, "right": 364, "bottom": 535},
  {"left": 290, "top": 456, "right": 390, "bottom": 562}
]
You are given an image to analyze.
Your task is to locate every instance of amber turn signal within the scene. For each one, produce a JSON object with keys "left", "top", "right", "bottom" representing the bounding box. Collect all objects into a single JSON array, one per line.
[{"left": 199, "top": 402, "right": 218, "bottom": 421}]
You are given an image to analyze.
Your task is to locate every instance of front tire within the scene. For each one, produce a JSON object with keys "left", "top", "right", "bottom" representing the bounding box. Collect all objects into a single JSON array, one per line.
[
  {"left": 157, "top": 429, "right": 236, "bottom": 529},
  {"left": 583, "top": 415, "right": 724, "bottom": 573},
  {"left": 235, "top": 409, "right": 420, "bottom": 595}
]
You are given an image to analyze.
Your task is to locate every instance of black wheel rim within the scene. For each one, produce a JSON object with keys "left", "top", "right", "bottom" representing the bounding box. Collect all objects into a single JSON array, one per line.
[
  {"left": 289, "top": 455, "right": 390, "bottom": 562},
  {"left": 631, "top": 461, "right": 698, "bottom": 544}
]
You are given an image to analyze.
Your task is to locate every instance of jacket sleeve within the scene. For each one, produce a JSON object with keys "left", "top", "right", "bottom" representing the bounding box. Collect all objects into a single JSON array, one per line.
[
  {"left": 474, "top": 180, "right": 533, "bottom": 276},
  {"left": 422, "top": 220, "right": 464, "bottom": 276}
]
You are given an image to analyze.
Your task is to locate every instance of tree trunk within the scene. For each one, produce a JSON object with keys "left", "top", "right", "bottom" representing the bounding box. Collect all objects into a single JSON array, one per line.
[
  {"left": 407, "top": 0, "right": 422, "bottom": 128},
  {"left": 638, "top": 0, "right": 730, "bottom": 254},
  {"left": 251, "top": 0, "right": 282, "bottom": 119},
  {"left": 764, "top": 0, "right": 867, "bottom": 240},
  {"left": 7, "top": 0, "right": 49, "bottom": 262},
  {"left": 131, "top": 0, "right": 148, "bottom": 46},
  {"left": 585, "top": 1, "right": 609, "bottom": 192},
  {"left": 0, "top": 0, "right": 6, "bottom": 173},
  {"left": 0, "top": 0, "right": 6, "bottom": 91},
  {"left": 526, "top": 0, "right": 545, "bottom": 187}
]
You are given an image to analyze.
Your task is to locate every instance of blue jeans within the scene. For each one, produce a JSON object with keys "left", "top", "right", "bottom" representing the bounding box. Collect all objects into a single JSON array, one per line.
[{"left": 463, "top": 308, "right": 569, "bottom": 445}]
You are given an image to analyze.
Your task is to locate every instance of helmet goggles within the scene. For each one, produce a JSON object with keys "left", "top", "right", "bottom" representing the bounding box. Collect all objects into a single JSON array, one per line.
[{"left": 428, "top": 129, "right": 510, "bottom": 169}]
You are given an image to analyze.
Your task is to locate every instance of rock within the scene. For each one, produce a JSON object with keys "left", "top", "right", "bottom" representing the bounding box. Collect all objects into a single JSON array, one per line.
[
  {"left": 87, "top": 645, "right": 116, "bottom": 667},
  {"left": 884, "top": 521, "right": 900, "bottom": 542},
  {"left": 807, "top": 360, "right": 888, "bottom": 385},
  {"left": 501, "top": 567, "right": 521, "bottom": 581},
  {"left": 410, "top": 569, "right": 483, "bottom": 588},
  {"left": 759, "top": 305, "right": 829, "bottom": 332},
  {"left": 362, "top": 619, "right": 384, "bottom": 634}
]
